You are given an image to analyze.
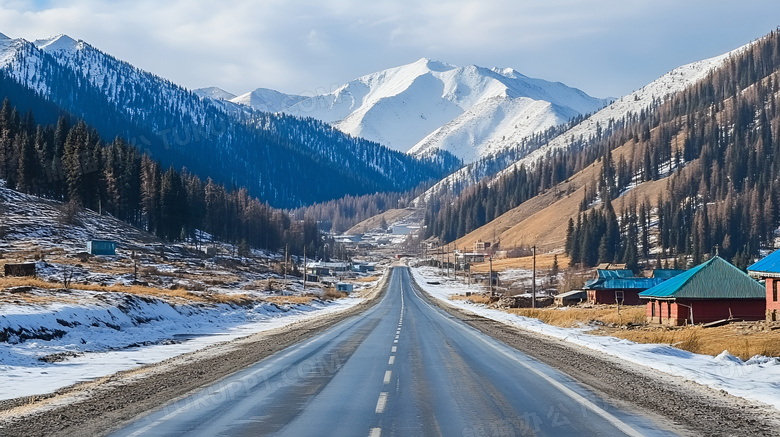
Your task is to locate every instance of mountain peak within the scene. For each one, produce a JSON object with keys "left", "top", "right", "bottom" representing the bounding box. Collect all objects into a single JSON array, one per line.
[
  {"left": 193, "top": 86, "right": 236, "bottom": 101},
  {"left": 412, "top": 57, "right": 453, "bottom": 72},
  {"left": 33, "top": 34, "right": 78, "bottom": 53}
]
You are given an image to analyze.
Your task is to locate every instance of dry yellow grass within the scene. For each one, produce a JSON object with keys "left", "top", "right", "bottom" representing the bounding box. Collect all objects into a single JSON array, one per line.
[
  {"left": 264, "top": 295, "right": 316, "bottom": 305},
  {"left": 614, "top": 327, "right": 780, "bottom": 361},
  {"left": 451, "top": 294, "right": 493, "bottom": 305},
  {"left": 0, "top": 276, "right": 247, "bottom": 305},
  {"left": 354, "top": 275, "right": 381, "bottom": 283},
  {"left": 500, "top": 304, "right": 780, "bottom": 360},
  {"left": 506, "top": 305, "right": 647, "bottom": 327},
  {"left": 469, "top": 253, "right": 568, "bottom": 273}
]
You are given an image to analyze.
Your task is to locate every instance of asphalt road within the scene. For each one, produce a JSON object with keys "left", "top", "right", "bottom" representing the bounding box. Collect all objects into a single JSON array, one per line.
[{"left": 108, "top": 267, "right": 678, "bottom": 437}]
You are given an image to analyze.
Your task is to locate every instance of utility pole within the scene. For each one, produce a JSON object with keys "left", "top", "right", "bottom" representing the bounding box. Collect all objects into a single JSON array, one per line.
[
  {"left": 284, "top": 244, "right": 288, "bottom": 282},
  {"left": 489, "top": 255, "right": 493, "bottom": 296},
  {"left": 447, "top": 244, "right": 451, "bottom": 278},
  {"left": 303, "top": 246, "right": 307, "bottom": 291},
  {"left": 532, "top": 245, "right": 537, "bottom": 309}
]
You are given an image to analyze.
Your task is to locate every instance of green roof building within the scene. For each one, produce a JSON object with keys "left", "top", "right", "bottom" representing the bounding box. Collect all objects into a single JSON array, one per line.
[{"left": 639, "top": 257, "right": 765, "bottom": 325}]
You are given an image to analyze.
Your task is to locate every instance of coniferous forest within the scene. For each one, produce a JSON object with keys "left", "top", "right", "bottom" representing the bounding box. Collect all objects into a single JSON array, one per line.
[
  {"left": 0, "top": 97, "right": 326, "bottom": 257},
  {"left": 426, "top": 30, "right": 780, "bottom": 270},
  {"left": 0, "top": 39, "right": 460, "bottom": 209}
]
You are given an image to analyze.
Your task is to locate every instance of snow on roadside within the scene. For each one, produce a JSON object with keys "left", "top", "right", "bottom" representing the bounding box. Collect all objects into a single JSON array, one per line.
[
  {"left": 411, "top": 266, "right": 780, "bottom": 411},
  {"left": 0, "top": 290, "right": 364, "bottom": 401}
]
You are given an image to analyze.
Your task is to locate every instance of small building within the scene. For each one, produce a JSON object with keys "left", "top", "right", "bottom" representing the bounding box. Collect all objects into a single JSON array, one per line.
[
  {"left": 747, "top": 249, "right": 780, "bottom": 322},
  {"left": 3, "top": 262, "right": 36, "bottom": 277},
  {"left": 87, "top": 240, "right": 117, "bottom": 256},
  {"left": 554, "top": 289, "right": 587, "bottom": 306},
  {"left": 474, "top": 240, "right": 492, "bottom": 254},
  {"left": 584, "top": 269, "right": 664, "bottom": 305},
  {"left": 306, "top": 261, "right": 349, "bottom": 276},
  {"left": 336, "top": 283, "right": 354, "bottom": 293},
  {"left": 305, "top": 273, "right": 319, "bottom": 283},
  {"left": 641, "top": 256, "right": 765, "bottom": 326}
]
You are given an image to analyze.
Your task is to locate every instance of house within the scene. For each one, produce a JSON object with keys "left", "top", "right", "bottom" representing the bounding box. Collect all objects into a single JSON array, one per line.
[
  {"left": 305, "top": 273, "right": 319, "bottom": 283},
  {"left": 474, "top": 240, "right": 492, "bottom": 254},
  {"left": 554, "top": 289, "right": 587, "bottom": 306},
  {"left": 306, "top": 261, "right": 350, "bottom": 276},
  {"left": 456, "top": 252, "right": 486, "bottom": 265},
  {"left": 87, "top": 240, "right": 116, "bottom": 256},
  {"left": 640, "top": 256, "right": 765, "bottom": 326},
  {"left": 336, "top": 283, "right": 354, "bottom": 293},
  {"left": 584, "top": 269, "right": 665, "bottom": 305},
  {"left": 747, "top": 249, "right": 780, "bottom": 322},
  {"left": 3, "top": 262, "right": 36, "bottom": 277}
]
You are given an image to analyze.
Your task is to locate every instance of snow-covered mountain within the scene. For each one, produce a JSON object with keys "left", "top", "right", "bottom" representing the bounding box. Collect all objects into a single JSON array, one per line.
[
  {"left": 414, "top": 41, "right": 753, "bottom": 205},
  {"left": 193, "top": 86, "right": 236, "bottom": 101},
  {"left": 0, "top": 33, "right": 459, "bottom": 208},
  {"left": 195, "top": 86, "right": 307, "bottom": 113},
  {"left": 230, "top": 88, "right": 306, "bottom": 113},
  {"left": 282, "top": 58, "right": 610, "bottom": 162}
]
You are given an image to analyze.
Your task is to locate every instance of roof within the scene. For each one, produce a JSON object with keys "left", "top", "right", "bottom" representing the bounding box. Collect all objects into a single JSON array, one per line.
[
  {"left": 596, "top": 269, "right": 634, "bottom": 279},
  {"left": 640, "top": 256, "right": 764, "bottom": 300},
  {"left": 585, "top": 277, "right": 665, "bottom": 290},
  {"left": 652, "top": 269, "right": 686, "bottom": 279},
  {"left": 555, "top": 289, "right": 587, "bottom": 299},
  {"left": 747, "top": 249, "right": 780, "bottom": 277}
]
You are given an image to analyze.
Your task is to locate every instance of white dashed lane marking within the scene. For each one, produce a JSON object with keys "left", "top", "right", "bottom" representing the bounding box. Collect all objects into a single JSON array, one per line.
[
  {"left": 391, "top": 346, "right": 397, "bottom": 353},
  {"left": 375, "top": 392, "right": 388, "bottom": 414},
  {"left": 383, "top": 370, "right": 392, "bottom": 384},
  {"left": 369, "top": 427, "right": 381, "bottom": 437},
  {"left": 388, "top": 356, "right": 395, "bottom": 365}
]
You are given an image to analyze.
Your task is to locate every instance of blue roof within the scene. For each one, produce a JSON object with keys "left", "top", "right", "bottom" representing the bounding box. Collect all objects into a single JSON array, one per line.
[
  {"left": 586, "top": 277, "right": 665, "bottom": 290},
  {"left": 596, "top": 269, "right": 634, "bottom": 279},
  {"left": 747, "top": 249, "right": 780, "bottom": 275},
  {"left": 640, "top": 256, "right": 765, "bottom": 299}
]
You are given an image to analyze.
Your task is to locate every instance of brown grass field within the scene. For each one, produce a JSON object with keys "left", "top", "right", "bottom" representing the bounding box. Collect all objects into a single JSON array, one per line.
[
  {"left": 469, "top": 253, "right": 569, "bottom": 273},
  {"left": 501, "top": 305, "right": 780, "bottom": 360},
  {"left": 0, "top": 276, "right": 247, "bottom": 304}
]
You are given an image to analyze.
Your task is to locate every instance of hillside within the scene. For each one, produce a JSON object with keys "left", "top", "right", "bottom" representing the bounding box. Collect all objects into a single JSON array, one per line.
[
  {"left": 442, "top": 30, "right": 780, "bottom": 269},
  {"left": 414, "top": 41, "right": 751, "bottom": 206},
  {"left": 283, "top": 58, "right": 609, "bottom": 161},
  {"left": 0, "top": 33, "right": 459, "bottom": 208}
]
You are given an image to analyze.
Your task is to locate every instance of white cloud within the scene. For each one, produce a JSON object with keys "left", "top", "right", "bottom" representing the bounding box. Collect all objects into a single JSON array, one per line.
[{"left": 0, "top": 0, "right": 778, "bottom": 98}]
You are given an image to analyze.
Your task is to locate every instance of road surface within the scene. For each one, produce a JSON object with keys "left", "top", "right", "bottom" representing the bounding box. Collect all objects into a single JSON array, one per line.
[{"left": 109, "top": 267, "right": 677, "bottom": 437}]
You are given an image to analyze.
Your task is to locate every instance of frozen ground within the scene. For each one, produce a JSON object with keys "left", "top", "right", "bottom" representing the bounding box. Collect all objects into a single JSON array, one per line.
[
  {"left": 0, "top": 288, "right": 365, "bottom": 401},
  {"left": 411, "top": 265, "right": 780, "bottom": 412}
]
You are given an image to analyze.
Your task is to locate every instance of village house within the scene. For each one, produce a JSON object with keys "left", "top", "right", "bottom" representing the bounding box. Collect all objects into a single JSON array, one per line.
[
  {"left": 584, "top": 269, "right": 666, "bottom": 305},
  {"left": 306, "top": 261, "right": 350, "bottom": 277},
  {"left": 747, "top": 249, "right": 780, "bottom": 322},
  {"left": 640, "top": 256, "right": 765, "bottom": 325}
]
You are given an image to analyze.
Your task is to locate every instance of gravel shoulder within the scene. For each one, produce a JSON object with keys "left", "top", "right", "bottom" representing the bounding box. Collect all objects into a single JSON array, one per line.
[
  {"left": 410, "top": 273, "right": 780, "bottom": 437},
  {"left": 0, "top": 275, "right": 389, "bottom": 437}
]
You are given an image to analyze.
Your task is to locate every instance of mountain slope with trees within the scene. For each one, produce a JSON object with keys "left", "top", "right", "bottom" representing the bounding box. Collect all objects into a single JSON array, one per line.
[
  {"left": 426, "top": 30, "right": 780, "bottom": 270},
  {"left": 0, "top": 96, "right": 331, "bottom": 257},
  {"left": 0, "top": 34, "right": 459, "bottom": 209}
]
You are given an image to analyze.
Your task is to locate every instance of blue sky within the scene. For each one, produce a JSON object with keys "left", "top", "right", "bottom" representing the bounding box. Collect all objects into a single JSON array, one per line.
[{"left": 1, "top": 0, "right": 778, "bottom": 98}]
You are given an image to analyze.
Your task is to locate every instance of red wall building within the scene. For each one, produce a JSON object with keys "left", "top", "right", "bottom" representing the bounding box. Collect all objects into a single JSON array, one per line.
[{"left": 641, "top": 257, "right": 766, "bottom": 326}]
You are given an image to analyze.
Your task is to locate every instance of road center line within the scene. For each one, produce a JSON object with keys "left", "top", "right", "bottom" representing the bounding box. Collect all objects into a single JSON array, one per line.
[
  {"left": 369, "top": 428, "right": 381, "bottom": 437},
  {"left": 375, "top": 392, "right": 388, "bottom": 413},
  {"left": 391, "top": 346, "right": 397, "bottom": 353},
  {"left": 383, "top": 370, "right": 392, "bottom": 384},
  {"left": 388, "top": 356, "right": 395, "bottom": 365}
]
